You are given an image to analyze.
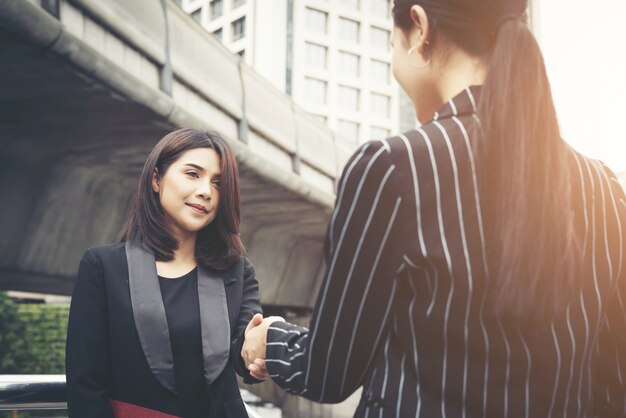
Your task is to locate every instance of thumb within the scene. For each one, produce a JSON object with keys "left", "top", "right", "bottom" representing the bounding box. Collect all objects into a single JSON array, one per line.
[{"left": 246, "top": 313, "right": 263, "bottom": 332}]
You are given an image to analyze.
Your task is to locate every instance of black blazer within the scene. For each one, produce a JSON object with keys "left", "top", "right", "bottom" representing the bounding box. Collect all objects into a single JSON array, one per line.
[{"left": 66, "top": 242, "right": 262, "bottom": 418}]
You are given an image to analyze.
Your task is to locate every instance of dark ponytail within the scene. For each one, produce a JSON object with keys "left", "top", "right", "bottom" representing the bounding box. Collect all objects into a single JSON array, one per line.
[
  {"left": 393, "top": 0, "right": 580, "bottom": 318},
  {"left": 478, "top": 18, "right": 579, "bottom": 317}
]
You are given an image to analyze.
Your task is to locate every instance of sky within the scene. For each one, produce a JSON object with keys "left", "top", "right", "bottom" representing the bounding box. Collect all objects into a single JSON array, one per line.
[{"left": 537, "top": 0, "right": 626, "bottom": 173}]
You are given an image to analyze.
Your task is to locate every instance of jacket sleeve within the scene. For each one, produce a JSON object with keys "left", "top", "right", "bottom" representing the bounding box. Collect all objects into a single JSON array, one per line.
[
  {"left": 65, "top": 248, "right": 114, "bottom": 417},
  {"left": 230, "top": 257, "right": 264, "bottom": 384},
  {"left": 265, "top": 140, "right": 406, "bottom": 402},
  {"left": 594, "top": 166, "right": 626, "bottom": 417}
]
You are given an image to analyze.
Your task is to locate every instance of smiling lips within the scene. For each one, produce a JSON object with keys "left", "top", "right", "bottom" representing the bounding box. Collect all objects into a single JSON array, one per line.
[{"left": 186, "top": 203, "right": 209, "bottom": 214}]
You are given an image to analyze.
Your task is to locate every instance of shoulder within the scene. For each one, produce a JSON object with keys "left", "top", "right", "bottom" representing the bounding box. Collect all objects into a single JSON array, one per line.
[
  {"left": 340, "top": 139, "right": 395, "bottom": 184},
  {"left": 81, "top": 243, "right": 126, "bottom": 268},
  {"left": 221, "top": 255, "right": 254, "bottom": 277}
]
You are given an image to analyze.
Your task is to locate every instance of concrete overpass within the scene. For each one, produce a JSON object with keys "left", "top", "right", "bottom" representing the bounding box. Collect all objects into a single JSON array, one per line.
[{"left": 0, "top": 0, "right": 357, "bottom": 312}]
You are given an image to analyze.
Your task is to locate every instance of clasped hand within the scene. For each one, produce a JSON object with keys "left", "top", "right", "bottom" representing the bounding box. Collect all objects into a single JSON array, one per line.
[{"left": 241, "top": 313, "right": 285, "bottom": 381}]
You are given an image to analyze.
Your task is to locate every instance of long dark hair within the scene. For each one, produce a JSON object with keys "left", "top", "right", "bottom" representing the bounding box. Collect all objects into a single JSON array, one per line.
[
  {"left": 393, "top": 0, "right": 580, "bottom": 317},
  {"left": 119, "top": 128, "right": 244, "bottom": 270}
]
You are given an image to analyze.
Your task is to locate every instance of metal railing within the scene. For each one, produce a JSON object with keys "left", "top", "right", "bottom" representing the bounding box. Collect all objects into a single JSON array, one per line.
[
  {"left": 0, "top": 375, "right": 263, "bottom": 417},
  {"left": 0, "top": 375, "right": 66, "bottom": 410}
]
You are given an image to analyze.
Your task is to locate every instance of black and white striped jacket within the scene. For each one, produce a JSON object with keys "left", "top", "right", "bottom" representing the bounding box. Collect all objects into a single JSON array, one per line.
[{"left": 265, "top": 86, "right": 626, "bottom": 418}]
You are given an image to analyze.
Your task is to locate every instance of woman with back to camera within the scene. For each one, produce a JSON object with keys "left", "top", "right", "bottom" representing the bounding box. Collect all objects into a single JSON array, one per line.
[
  {"left": 66, "top": 129, "right": 270, "bottom": 418},
  {"left": 242, "top": 0, "right": 626, "bottom": 416}
]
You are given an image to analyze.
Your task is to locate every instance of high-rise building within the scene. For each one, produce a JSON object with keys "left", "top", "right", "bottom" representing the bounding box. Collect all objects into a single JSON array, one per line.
[{"left": 180, "top": 0, "right": 398, "bottom": 146}]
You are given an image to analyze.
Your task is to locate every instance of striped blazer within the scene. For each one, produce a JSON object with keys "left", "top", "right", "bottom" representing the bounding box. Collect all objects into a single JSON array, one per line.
[{"left": 265, "top": 86, "right": 626, "bottom": 417}]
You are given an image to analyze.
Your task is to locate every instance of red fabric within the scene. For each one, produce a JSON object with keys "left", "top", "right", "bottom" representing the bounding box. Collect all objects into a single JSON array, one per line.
[{"left": 109, "top": 399, "right": 180, "bottom": 418}]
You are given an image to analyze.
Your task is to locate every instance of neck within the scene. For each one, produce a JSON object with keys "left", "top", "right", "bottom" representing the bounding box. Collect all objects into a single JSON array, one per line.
[
  {"left": 174, "top": 233, "right": 197, "bottom": 264},
  {"left": 166, "top": 222, "right": 197, "bottom": 265},
  {"left": 417, "top": 47, "right": 487, "bottom": 122}
]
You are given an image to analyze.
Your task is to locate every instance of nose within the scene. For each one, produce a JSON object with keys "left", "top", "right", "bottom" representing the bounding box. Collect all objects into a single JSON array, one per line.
[{"left": 197, "top": 180, "right": 212, "bottom": 201}]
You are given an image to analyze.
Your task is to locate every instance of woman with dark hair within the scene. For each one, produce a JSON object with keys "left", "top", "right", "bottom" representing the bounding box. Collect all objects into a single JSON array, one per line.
[
  {"left": 66, "top": 128, "right": 268, "bottom": 418},
  {"left": 242, "top": 0, "right": 626, "bottom": 416}
]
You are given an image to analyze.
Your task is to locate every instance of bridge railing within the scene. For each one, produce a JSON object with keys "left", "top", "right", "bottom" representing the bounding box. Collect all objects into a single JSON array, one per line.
[{"left": 0, "top": 375, "right": 263, "bottom": 417}]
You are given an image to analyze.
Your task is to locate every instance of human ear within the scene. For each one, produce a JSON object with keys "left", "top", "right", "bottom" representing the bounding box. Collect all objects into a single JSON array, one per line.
[
  {"left": 408, "top": 5, "right": 431, "bottom": 56},
  {"left": 152, "top": 168, "right": 160, "bottom": 193}
]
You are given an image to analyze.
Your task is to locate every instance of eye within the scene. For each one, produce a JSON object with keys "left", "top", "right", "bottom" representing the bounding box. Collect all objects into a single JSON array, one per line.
[
  {"left": 186, "top": 171, "right": 199, "bottom": 179},
  {"left": 212, "top": 179, "right": 221, "bottom": 187}
]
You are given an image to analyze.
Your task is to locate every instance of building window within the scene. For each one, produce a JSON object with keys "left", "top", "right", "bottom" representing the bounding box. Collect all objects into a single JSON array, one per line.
[
  {"left": 370, "top": 126, "right": 390, "bottom": 138},
  {"left": 305, "top": 8, "right": 328, "bottom": 35},
  {"left": 339, "top": 0, "right": 359, "bottom": 9},
  {"left": 191, "top": 8, "right": 202, "bottom": 23},
  {"left": 305, "top": 42, "right": 327, "bottom": 69},
  {"left": 369, "top": 0, "right": 389, "bottom": 16},
  {"left": 370, "top": 59, "right": 390, "bottom": 83},
  {"left": 210, "top": 0, "right": 223, "bottom": 19},
  {"left": 370, "top": 26, "right": 390, "bottom": 50},
  {"left": 370, "top": 93, "right": 390, "bottom": 117},
  {"left": 338, "top": 51, "right": 359, "bottom": 77},
  {"left": 233, "top": 0, "right": 246, "bottom": 8},
  {"left": 232, "top": 17, "right": 246, "bottom": 41},
  {"left": 338, "top": 120, "right": 359, "bottom": 143},
  {"left": 213, "top": 28, "right": 223, "bottom": 41},
  {"left": 338, "top": 85, "right": 360, "bottom": 111},
  {"left": 339, "top": 17, "right": 360, "bottom": 43},
  {"left": 304, "top": 78, "right": 327, "bottom": 105}
]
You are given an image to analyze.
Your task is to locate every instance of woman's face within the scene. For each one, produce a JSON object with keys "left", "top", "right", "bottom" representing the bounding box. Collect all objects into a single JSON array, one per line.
[{"left": 153, "top": 148, "right": 221, "bottom": 238}]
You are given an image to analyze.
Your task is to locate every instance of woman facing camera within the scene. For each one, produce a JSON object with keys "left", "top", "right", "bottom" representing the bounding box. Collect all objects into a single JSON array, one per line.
[
  {"left": 66, "top": 129, "right": 264, "bottom": 418},
  {"left": 243, "top": 0, "right": 626, "bottom": 417}
]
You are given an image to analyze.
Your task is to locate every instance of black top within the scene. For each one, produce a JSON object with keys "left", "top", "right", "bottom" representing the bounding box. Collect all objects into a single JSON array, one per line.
[{"left": 158, "top": 267, "right": 211, "bottom": 418}]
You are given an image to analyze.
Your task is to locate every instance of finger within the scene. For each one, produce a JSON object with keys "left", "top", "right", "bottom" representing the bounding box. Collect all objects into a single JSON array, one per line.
[
  {"left": 254, "top": 358, "right": 266, "bottom": 368},
  {"left": 250, "top": 370, "right": 266, "bottom": 381},
  {"left": 245, "top": 313, "right": 263, "bottom": 333},
  {"left": 252, "top": 313, "right": 263, "bottom": 325},
  {"left": 255, "top": 370, "right": 270, "bottom": 380}
]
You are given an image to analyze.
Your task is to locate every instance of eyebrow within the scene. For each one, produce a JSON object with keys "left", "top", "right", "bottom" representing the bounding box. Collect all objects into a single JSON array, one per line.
[{"left": 183, "top": 163, "right": 205, "bottom": 171}]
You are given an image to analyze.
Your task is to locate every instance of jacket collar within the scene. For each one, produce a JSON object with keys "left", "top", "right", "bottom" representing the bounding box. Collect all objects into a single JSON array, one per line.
[
  {"left": 432, "top": 85, "right": 481, "bottom": 121},
  {"left": 125, "top": 241, "right": 232, "bottom": 393}
]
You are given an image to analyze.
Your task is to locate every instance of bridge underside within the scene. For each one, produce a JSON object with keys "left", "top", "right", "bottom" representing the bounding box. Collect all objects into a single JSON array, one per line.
[{"left": 0, "top": 27, "right": 330, "bottom": 310}]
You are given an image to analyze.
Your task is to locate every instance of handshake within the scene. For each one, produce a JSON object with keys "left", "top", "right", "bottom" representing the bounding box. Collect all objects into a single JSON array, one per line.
[{"left": 241, "top": 313, "right": 286, "bottom": 381}]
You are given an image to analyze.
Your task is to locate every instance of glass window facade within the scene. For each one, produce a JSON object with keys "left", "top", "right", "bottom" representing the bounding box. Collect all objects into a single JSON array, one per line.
[
  {"left": 369, "top": 0, "right": 389, "bottom": 16},
  {"left": 339, "top": 18, "right": 360, "bottom": 43},
  {"left": 305, "top": 78, "right": 327, "bottom": 105},
  {"left": 338, "top": 51, "right": 359, "bottom": 77},
  {"left": 370, "top": 59, "right": 390, "bottom": 83},
  {"left": 370, "top": 93, "right": 390, "bottom": 117},
  {"left": 305, "top": 42, "right": 328, "bottom": 69},
  {"left": 338, "top": 120, "right": 360, "bottom": 143},
  {"left": 338, "top": 85, "right": 360, "bottom": 111},
  {"left": 305, "top": 8, "right": 328, "bottom": 35},
  {"left": 370, "top": 26, "right": 390, "bottom": 50},
  {"left": 210, "top": 0, "right": 223, "bottom": 19},
  {"left": 370, "top": 126, "right": 390, "bottom": 138},
  {"left": 339, "top": 0, "right": 360, "bottom": 9},
  {"left": 232, "top": 17, "right": 246, "bottom": 40}
]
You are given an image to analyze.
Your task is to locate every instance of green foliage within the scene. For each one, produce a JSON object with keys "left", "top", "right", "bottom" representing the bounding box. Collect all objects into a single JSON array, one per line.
[
  {"left": 0, "top": 292, "right": 70, "bottom": 373},
  {"left": 0, "top": 292, "right": 70, "bottom": 417}
]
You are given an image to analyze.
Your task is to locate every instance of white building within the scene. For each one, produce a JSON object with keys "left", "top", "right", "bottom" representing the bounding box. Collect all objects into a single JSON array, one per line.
[{"left": 179, "top": 0, "right": 398, "bottom": 146}]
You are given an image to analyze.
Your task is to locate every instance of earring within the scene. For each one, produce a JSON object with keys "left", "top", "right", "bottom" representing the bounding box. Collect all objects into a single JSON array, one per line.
[{"left": 407, "top": 45, "right": 430, "bottom": 70}]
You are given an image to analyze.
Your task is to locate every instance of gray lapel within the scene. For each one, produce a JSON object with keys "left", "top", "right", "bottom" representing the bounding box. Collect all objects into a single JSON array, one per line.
[
  {"left": 197, "top": 264, "right": 231, "bottom": 384},
  {"left": 125, "top": 241, "right": 176, "bottom": 393},
  {"left": 125, "top": 241, "right": 232, "bottom": 389}
]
